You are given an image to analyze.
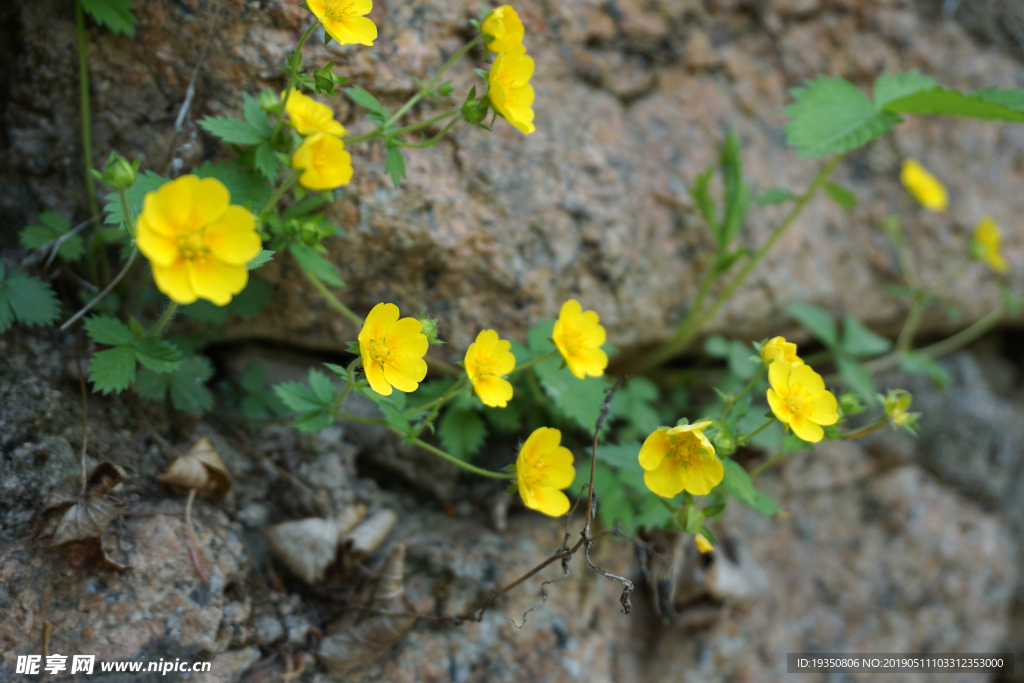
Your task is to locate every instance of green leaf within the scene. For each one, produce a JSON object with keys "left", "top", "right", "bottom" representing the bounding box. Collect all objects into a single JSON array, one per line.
[
  {"left": 0, "top": 273, "right": 60, "bottom": 330},
  {"left": 784, "top": 75, "right": 900, "bottom": 158},
  {"left": 227, "top": 278, "right": 273, "bottom": 318},
  {"left": 254, "top": 142, "right": 280, "bottom": 184},
  {"left": 198, "top": 116, "right": 267, "bottom": 145},
  {"left": 194, "top": 161, "right": 271, "bottom": 209},
  {"left": 239, "top": 363, "right": 268, "bottom": 393},
  {"left": 608, "top": 378, "right": 661, "bottom": 437},
  {"left": 882, "top": 87, "right": 1024, "bottom": 124},
  {"left": 168, "top": 355, "right": 215, "bottom": 414},
  {"left": 103, "top": 171, "right": 168, "bottom": 228},
  {"left": 385, "top": 146, "right": 406, "bottom": 188},
  {"left": 483, "top": 402, "right": 522, "bottom": 433},
  {"left": 688, "top": 166, "right": 718, "bottom": 233},
  {"left": 379, "top": 400, "right": 412, "bottom": 434},
  {"left": 242, "top": 92, "right": 274, "bottom": 138},
  {"left": 836, "top": 354, "right": 876, "bottom": 404},
  {"left": 873, "top": 70, "right": 937, "bottom": 108},
  {"left": 132, "top": 337, "right": 182, "bottom": 373},
  {"left": 345, "top": 86, "right": 388, "bottom": 117},
  {"left": 294, "top": 409, "right": 334, "bottom": 433},
  {"left": 438, "top": 407, "right": 487, "bottom": 461},
  {"left": 290, "top": 243, "right": 345, "bottom": 287},
  {"left": 307, "top": 369, "right": 340, "bottom": 405},
  {"left": 80, "top": 0, "right": 136, "bottom": 35},
  {"left": 20, "top": 225, "right": 58, "bottom": 250},
  {"left": 756, "top": 187, "right": 799, "bottom": 207},
  {"left": 718, "top": 132, "right": 751, "bottom": 249},
  {"left": 899, "top": 352, "right": 951, "bottom": 389},
  {"left": 247, "top": 250, "right": 275, "bottom": 270},
  {"left": 85, "top": 315, "right": 133, "bottom": 346},
  {"left": 784, "top": 302, "right": 837, "bottom": 346},
  {"left": 588, "top": 462, "right": 636, "bottom": 529},
  {"left": 823, "top": 181, "right": 858, "bottom": 211},
  {"left": 719, "top": 459, "right": 777, "bottom": 517},
  {"left": 528, "top": 321, "right": 610, "bottom": 431},
  {"left": 704, "top": 334, "right": 730, "bottom": 358},
  {"left": 89, "top": 346, "right": 137, "bottom": 394},
  {"left": 750, "top": 490, "right": 783, "bottom": 517},
  {"left": 594, "top": 442, "right": 642, "bottom": 471},
  {"left": 727, "top": 339, "right": 758, "bottom": 379},
  {"left": 274, "top": 381, "right": 327, "bottom": 413},
  {"left": 21, "top": 211, "right": 83, "bottom": 260},
  {"left": 841, "top": 314, "right": 891, "bottom": 357}
]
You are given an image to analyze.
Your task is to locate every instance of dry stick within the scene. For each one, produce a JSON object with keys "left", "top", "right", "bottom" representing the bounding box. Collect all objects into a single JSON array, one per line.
[
  {"left": 42, "top": 622, "right": 51, "bottom": 659},
  {"left": 75, "top": 345, "right": 90, "bottom": 497},
  {"left": 184, "top": 488, "right": 210, "bottom": 584}
]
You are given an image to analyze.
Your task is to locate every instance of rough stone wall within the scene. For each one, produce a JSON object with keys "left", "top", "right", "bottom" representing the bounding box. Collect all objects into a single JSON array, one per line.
[{"left": 2, "top": 0, "right": 1024, "bottom": 358}]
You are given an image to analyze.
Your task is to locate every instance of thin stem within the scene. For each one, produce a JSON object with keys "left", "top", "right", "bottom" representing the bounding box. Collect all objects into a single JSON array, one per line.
[
  {"left": 334, "top": 410, "right": 388, "bottom": 426},
  {"left": 723, "top": 366, "right": 767, "bottom": 420},
  {"left": 409, "top": 437, "right": 513, "bottom": 479},
  {"left": 330, "top": 381, "right": 354, "bottom": 412},
  {"left": 839, "top": 416, "right": 887, "bottom": 441},
  {"left": 272, "top": 21, "right": 320, "bottom": 143},
  {"left": 60, "top": 247, "right": 139, "bottom": 330},
  {"left": 75, "top": 0, "right": 98, "bottom": 220},
  {"left": 640, "top": 154, "right": 845, "bottom": 371},
  {"left": 118, "top": 188, "right": 137, "bottom": 239},
  {"left": 410, "top": 377, "right": 466, "bottom": 439},
  {"left": 738, "top": 417, "right": 775, "bottom": 446},
  {"left": 402, "top": 385, "right": 468, "bottom": 417},
  {"left": 184, "top": 488, "right": 210, "bottom": 584},
  {"left": 261, "top": 171, "right": 299, "bottom": 214},
  {"left": 346, "top": 111, "right": 458, "bottom": 144},
  {"left": 512, "top": 350, "right": 558, "bottom": 374},
  {"left": 895, "top": 302, "right": 927, "bottom": 353},
  {"left": 145, "top": 302, "right": 179, "bottom": 338},
  {"left": 393, "top": 116, "right": 463, "bottom": 148},
  {"left": 751, "top": 450, "right": 791, "bottom": 479},
  {"left": 303, "top": 268, "right": 363, "bottom": 326}
]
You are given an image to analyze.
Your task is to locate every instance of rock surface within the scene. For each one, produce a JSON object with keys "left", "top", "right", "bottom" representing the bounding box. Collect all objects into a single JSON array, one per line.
[{"left": 3, "top": 0, "right": 1024, "bottom": 357}]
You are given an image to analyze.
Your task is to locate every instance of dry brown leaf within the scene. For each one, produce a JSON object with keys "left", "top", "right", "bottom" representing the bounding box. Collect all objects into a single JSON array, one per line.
[
  {"left": 319, "top": 543, "right": 415, "bottom": 675},
  {"left": 35, "top": 462, "right": 134, "bottom": 547},
  {"left": 340, "top": 509, "right": 397, "bottom": 565},
  {"left": 157, "top": 437, "right": 232, "bottom": 496},
  {"left": 261, "top": 505, "right": 367, "bottom": 585}
]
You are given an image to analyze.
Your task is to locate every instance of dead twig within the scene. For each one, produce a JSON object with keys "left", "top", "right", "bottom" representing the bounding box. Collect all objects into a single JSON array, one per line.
[
  {"left": 184, "top": 488, "right": 210, "bottom": 584},
  {"left": 75, "top": 343, "right": 89, "bottom": 497},
  {"left": 42, "top": 622, "right": 51, "bottom": 659}
]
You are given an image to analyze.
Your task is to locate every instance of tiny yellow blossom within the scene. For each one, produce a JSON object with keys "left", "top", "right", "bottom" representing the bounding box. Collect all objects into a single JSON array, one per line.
[
  {"left": 552, "top": 299, "right": 608, "bottom": 379},
  {"left": 283, "top": 90, "right": 348, "bottom": 137},
  {"left": 766, "top": 361, "right": 838, "bottom": 443},
  {"left": 465, "top": 330, "right": 516, "bottom": 408},
  {"left": 481, "top": 5, "right": 524, "bottom": 53},
  {"left": 883, "top": 389, "right": 919, "bottom": 431},
  {"left": 358, "top": 303, "right": 429, "bottom": 396},
  {"left": 516, "top": 427, "right": 576, "bottom": 517},
  {"left": 694, "top": 533, "right": 714, "bottom": 554},
  {"left": 488, "top": 43, "right": 535, "bottom": 135},
  {"left": 307, "top": 0, "right": 377, "bottom": 46},
  {"left": 638, "top": 422, "right": 723, "bottom": 498},
  {"left": 900, "top": 159, "right": 948, "bottom": 212},
  {"left": 291, "top": 132, "right": 354, "bottom": 191},
  {"left": 972, "top": 216, "right": 1009, "bottom": 274},
  {"left": 136, "top": 175, "right": 261, "bottom": 306},
  {"left": 761, "top": 336, "right": 804, "bottom": 367}
]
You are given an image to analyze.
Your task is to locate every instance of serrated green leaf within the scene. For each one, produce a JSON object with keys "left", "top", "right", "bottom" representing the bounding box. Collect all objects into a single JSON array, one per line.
[
  {"left": 103, "top": 171, "right": 168, "bottom": 228},
  {"left": 290, "top": 243, "right": 345, "bottom": 287},
  {"left": 283, "top": 196, "right": 332, "bottom": 219},
  {"left": 882, "top": 86, "right": 1024, "bottom": 123},
  {"left": 873, "top": 70, "right": 937, "bottom": 108},
  {"left": 294, "top": 408, "right": 334, "bottom": 433},
  {"left": 438, "top": 407, "right": 487, "bottom": 461},
  {"left": 756, "top": 187, "right": 799, "bottom": 207},
  {"left": 239, "top": 363, "right": 268, "bottom": 393},
  {"left": 198, "top": 116, "right": 267, "bottom": 145},
  {"left": 380, "top": 400, "right": 412, "bottom": 434},
  {"left": 784, "top": 76, "right": 900, "bottom": 158},
  {"left": 80, "top": 0, "right": 136, "bottom": 35},
  {"left": 89, "top": 346, "right": 136, "bottom": 394},
  {"left": 784, "top": 302, "right": 837, "bottom": 347},
  {"left": 132, "top": 337, "right": 182, "bottom": 373},
  {"left": 168, "top": 355, "right": 214, "bottom": 414},
  {"left": 181, "top": 299, "right": 230, "bottom": 325},
  {"left": 242, "top": 92, "right": 274, "bottom": 138},
  {"left": 836, "top": 354, "right": 876, "bottom": 404},
  {"left": 2, "top": 274, "right": 60, "bottom": 328},
  {"left": 85, "top": 315, "right": 133, "bottom": 346},
  {"left": 307, "top": 368, "right": 339, "bottom": 405},
  {"left": 688, "top": 166, "right": 718, "bottom": 233},
  {"left": 594, "top": 442, "right": 642, "bottom": 471},
  {"left": 385, "top": 146, "right": 406, "bottom": 188},
  {"left": 254, "top": 142, "right": 280, "bottom": 184},
  {"left": 247, "top": 250, "right": 275, "bottom": 270},
  {"left": 227, "top": 278, "right": 273, "bottom": 318},
  {"left": 274, "top": 381, "right": 325, "bottom": 413},
  {"left": 20, "top": 226, "right": 56, "bottom": 249},
  {"left": 823, "top": 181, "right": 858, "bottom": 211},
  {"left": 345, "top": 86, "right": 388, "bottom": 117},
  {"left": 720, "top": 458, "right": 774, "bottom": 516},
  {"left": 719, "top": 132, "right": 751, "bottom": 249},
  {"left": 194, "top": 161, "right": 271, "bottom": 209},
  {"left": 841, "top": 314, "right": 891, "bottom": 357}
]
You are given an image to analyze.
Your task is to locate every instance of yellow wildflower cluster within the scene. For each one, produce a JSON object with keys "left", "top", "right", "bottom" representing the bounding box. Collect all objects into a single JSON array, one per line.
[
  {"left": 286, "top": 91, "right": 354, "bottom": 191},
  {"left": 483, "top": 6, "right": 536, "bottom": 135},
  {"left": 762, "top": 337, "right": 838, "bottom": 443}
]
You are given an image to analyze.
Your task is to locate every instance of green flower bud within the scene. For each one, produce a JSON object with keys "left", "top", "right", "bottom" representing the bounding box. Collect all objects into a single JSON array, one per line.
[
  {"left": 883, "top": 389, "right": 920, "bottom": 434},
  {"left": 101, "top": 153, "right": 137, "bottom": 190},
  {"left": 460, "top": 86, "right": 490, "bottom": 126},
  {"left": 418, "top": 311, "right": 444, "bottom": 346},
  {"left": 838, "top": 390, "right": 866, "bottom": 416},
  {"left": 300, "top": 222, "right": 321, "bottom": 245},
  {"left": 259, "top": 88, "right": 281, "bottom": 113},
  {"left": 437, "top": 81, "right": 455, "bottom": 97}
]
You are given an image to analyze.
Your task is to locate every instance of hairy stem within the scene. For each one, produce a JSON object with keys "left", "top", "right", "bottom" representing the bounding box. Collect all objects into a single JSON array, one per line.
[
  {"left": 302, "top": 268, "right": 363, "bottom": 326},
  {"left": 410, "top": 376, "right": 466, "bottom": 439},
  {"left": 146, "top": 302, "right": 179, "bottom": 338},
  {"left": 839, "top": 416, "right": 887, "bottom": 441},
  {"left": 723, "top": 366, "right": 767, "bottom": 420},
  {"left": 272, "top": 21, "right": 320, "bottom": 143},
  {"left": 738, "top": 417, "right": 776, "bottom": 446},
  {"left": 261, "top": 171, "right": 299, "bottom": 214},
  {"left": 60, "top": 248, "right": 139, "bottom": 330},
  {"left": 75, "top": 0, "right": 98, "bottom": 220}
]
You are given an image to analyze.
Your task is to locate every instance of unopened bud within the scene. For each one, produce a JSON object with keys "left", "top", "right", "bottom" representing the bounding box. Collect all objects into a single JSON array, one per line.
[
  {"left": 839, "top": 390, "right": 866, "bottom": 416},
  {"left": 418, "top": 312, "right": 443, "bottom": 346},
  {"left": 461, "top": 97, "right": 490, "bottom": 126},
  {"left": 437, "top": 81, "right": 455, "bottom": 97},
  {"left": 101, "top": 153, "right": 137, "bottom": 190},
  {"left": 883, "top": 389, "right": 919, "bottom": 433},
  {"left": 259, "top": 89, "right": 281, "bottom": 112}
]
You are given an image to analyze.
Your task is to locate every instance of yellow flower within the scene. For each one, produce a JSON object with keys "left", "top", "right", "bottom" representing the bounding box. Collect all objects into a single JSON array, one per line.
[
  {"left": 883, "top": 389, "right": 919, "bottom": 431},
  {"left": 900, "top": 159, "right": 948, "bottom": 212},
  {"left": 283, "top": 90, "right": 348, "bottom": 137},
  {"left": 481, "top": 5, "right": 524, "bottom": 54},
  {"left": 638, "top": 422, "right": 723, "bottom": 498},
  {"left": 307, "top": 0, "right": 377, "bottom": 46},
  {"left": 465, "top": 330, "right": 516, "bottom": 408},
  {"left": 516, "top": 427, "right": 575, "bottom": 517},
  {"left": 358, "top": 303, "right": 429, "bottom": 396},
  {"left": 552, "top": 299, "right": 608, "bottom": 379},
  {"left": 136, "top": 175, "right": 261, "bottom": 306},
  {"left": 761, "top": 336, "right": 804, "bottom": 367},
  {"left": 972, "top": 216, "right": 1009, "bottom": 274},
  {"left": 291, "top": 132, "right": 354, "bottom": 191},
  {"left": 488, "top": 43, "right": 535, "bottom": 136},
  {"left": 766, "top": 361, "right": 838, "bottom": 443},
  {"left": 694, "top": 533, "right": 714, "bottom": 554}
]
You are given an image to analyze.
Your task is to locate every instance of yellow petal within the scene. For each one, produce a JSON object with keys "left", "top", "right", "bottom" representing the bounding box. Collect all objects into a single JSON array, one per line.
[
  {"left": 790, "top": 364, "right": 825, "bottom": 394},
  {"left": 382, "top": 354, "right": 428, "bottom": 393},
  {"left": 136, "top": 214, "right": 179, "bottom": 266},
  {"left": 384, "top": 317, "right": 428, "bottom": 357},
  {"left": 542, "top": 446, "right": 576, "bottom": 489},
  {"left": 523, "top": 485, "right": 570, "bottom": 517},
  {"left": 768, "top": 358, "right": 792, "bottom": 393},
  {"left": 360, "top": 303, "right": 400, "bottom": 344},
  {"left": 566, "top": 347, "right": 608, "bottom": 379},
  {"left": 204, "top": 206, "right": 260, "bottom": 265},
  {"left": 558, "top": 299, "right": 583, "bottom": 326},
  {"left": 695, "top": 534, "right": 714, "bottom": 553},
  {"left": 152, "top": 258, "right": 197, "bottom": 304},
  {"left": 789, "top": 414, "right": 824, "bottom": 443},
  {"left": 364, "top": 359, "right": 392, "bottom": 396},
  {"left": 900, "top": 159, "right": 948, "bottom": 212},
  {"left": 644, "top": 460, "right": 687, "bottom": 498},
  {"left": 638, "top": 429, "right": 671, "bottom": 471},
  {"left": 766, "top": 388, "right": 792, "bottom": 423},
  {"left": 473, "top": 375, "right": 514, "bottom": 408},
  {"left": 521, "top": 427, "right": 562, "bottom": 462},
  {"left": 681, "top": 451, "right": 724, "bottom": 495},
  {"left": 809, "top": 391, "right": 839, "bottom": 426},
  {"left": 192, "top": 177, "right": 231, "bottom": 225},
  {"left": 188, "top": 256, "right": 248, "bottom": 306}
]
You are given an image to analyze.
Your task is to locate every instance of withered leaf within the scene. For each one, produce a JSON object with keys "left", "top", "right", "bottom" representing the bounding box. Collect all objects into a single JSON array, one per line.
[
  {"left": 341, "top": 509, "right": 397, "bottom": 565},
  {"left": 157, "top": 437, "right": 232, "bottom": 496},
  {"left": 53, "top": 496, "right": 128, "bottom": 546},
  {"left": 35, "top": 462, "right": 134, "bottom": 547},
  {"left": 262, "top": 504, "right": 367, "bottom": 585}
]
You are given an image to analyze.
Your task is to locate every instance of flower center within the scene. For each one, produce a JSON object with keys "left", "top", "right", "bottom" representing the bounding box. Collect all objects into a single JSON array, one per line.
[
  {"left": 322, "top": 0, "right": 358, "bottom": 20},
  {"left": 367, "top": 338, "right": 390, "bottom": 365},
  {"left": 783, "top": 383, "right": 814, "bottom": 418},
  {"left": 668, "top": 438, "right": 701, "bottom": 468},
  {"left": 520, "top": 458, "right": 547, "bottom": 490},
  {"left": 472, "top": 355, "right": 501, "bottom": 379},
  {"left": 177, "top": 232, "right": 208, "bottom": 261},
  {"left": 558, "top": 326, "right": 588, "bottom": 358}
]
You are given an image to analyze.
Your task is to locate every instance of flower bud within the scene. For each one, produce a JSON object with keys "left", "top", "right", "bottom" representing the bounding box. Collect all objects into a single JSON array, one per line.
[
  {"left": 461, "top": 96, "right": 490, "bottom": 126},
  {"left": 694, "top": 533, "right": 714, "bottom": 554},
  {"left": 259, "top": 89, "right": 281, "bottom": 112},
  {"left": 101, "top": 153, "right": 137, "bottom": 190},
  {"left": 838, "top": 390, "right": 866, "bottom": 416},
  {"left": 437, "top": 81, "right": 455, "bottom": 97},
  {"left": 418, "top": 312, "right": 444, "bottom": 345},
  {"left": 883, "top": 389, "right": 919, "bottom": 433}
]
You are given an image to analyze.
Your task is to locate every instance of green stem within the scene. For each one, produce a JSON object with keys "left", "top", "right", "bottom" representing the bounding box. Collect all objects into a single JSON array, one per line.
[
  {"left": 751, "top": 450, "right": 790, "bottom": 479},
  {"left": 60, "top": 247, "right": 139, "bottom": 331},
  {"left": 640, "top": 154, "right": 845, "bottom": 371},
  {"left": 303, "top": 267, "right": 363, "bottom": 327},
  {"left": 146, "top": 302, "right": 179, "bottom": 338},
  {"left": 839, "top": 416, "right": 887, "bottom": 441},
  {"left": 272, "top": 21, "right": 320, "bottom": 143},
  {"left": 402, "top": 386, "right": 467, "bottom": 417},
  {"left": 261, "top": 171, "right": 298, "bottom": 214},
  {"left": 410, "top": 376, "right": 466, "bottom": 439},
  {"left": 738, "top": 417, "right": 775, "bottom": 446},
  {"left": 393, "top": 116, "right": 463, "bottom": 148},
  {"left": 119, "top": 188, "right": 137, "bottom": 239},
  {"left": 723, "top": 366, "right": 767, "bottom": 420},
  {"left": 346, "top": 111, "right": 458, "bottom": 145},
  {"left": 75, "top": 0, "right": 98, "bottom": 220},
  {"left": 512, "top": 350, "right": 558, "bottom": 374},
  {"left": 330, "top": 381, "right": 354, "bottom": 412}
]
